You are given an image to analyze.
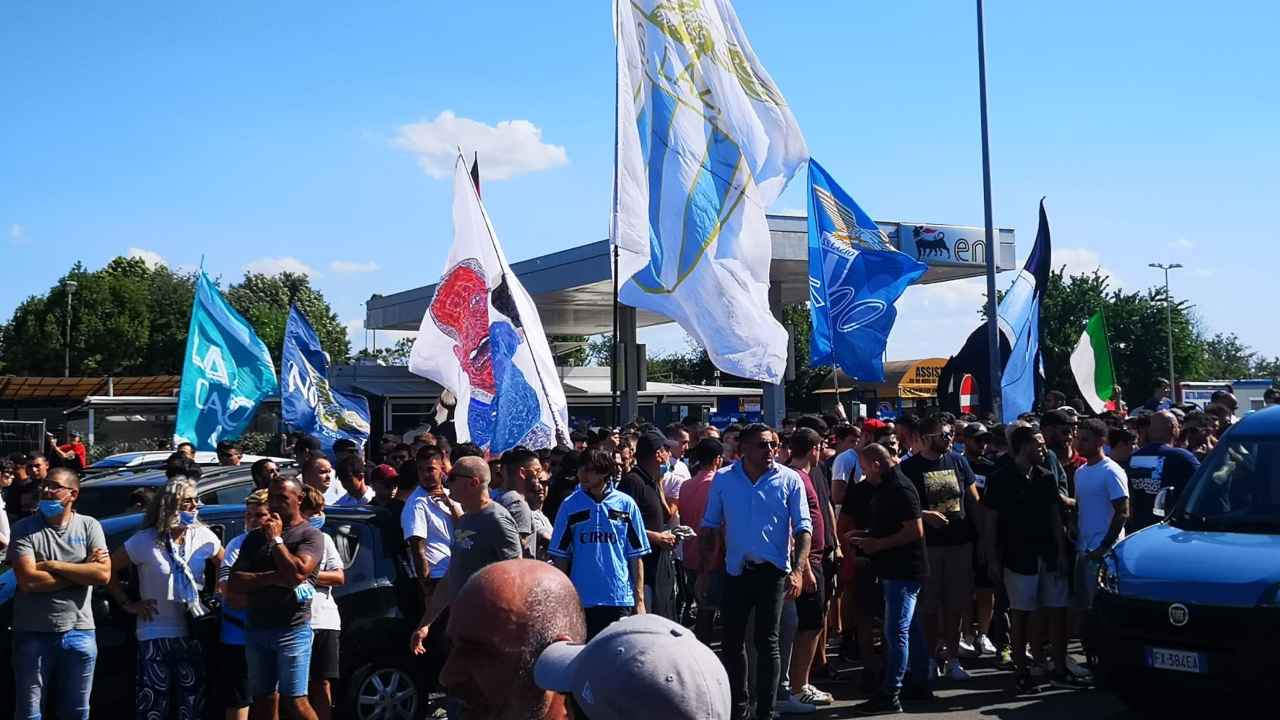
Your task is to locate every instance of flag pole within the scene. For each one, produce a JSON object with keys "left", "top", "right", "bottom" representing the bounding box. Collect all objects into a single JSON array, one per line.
[
  {"left": 464, "top": 154, "right": 568, "bottom": 446},
  {"left": 610, "top": 0, "right": 621, "bottom": 428},
  {"left": 976, "top": 0, "right": 1002, "bottom": 420}
]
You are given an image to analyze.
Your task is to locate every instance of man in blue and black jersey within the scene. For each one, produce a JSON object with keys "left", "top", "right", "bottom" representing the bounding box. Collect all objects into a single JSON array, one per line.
[{"left": 549, "top": 448, "right": 650, "bottom": 639}]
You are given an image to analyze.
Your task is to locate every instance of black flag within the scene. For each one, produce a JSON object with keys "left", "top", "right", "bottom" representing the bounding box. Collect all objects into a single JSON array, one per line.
[{"left": 470, "top": 152, "right": 480, "bottom": 197}]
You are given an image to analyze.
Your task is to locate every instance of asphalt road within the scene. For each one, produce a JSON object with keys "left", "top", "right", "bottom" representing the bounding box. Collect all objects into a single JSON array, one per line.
[{"left": 803, "top": 645, "right": 1138, "bottom": 720}]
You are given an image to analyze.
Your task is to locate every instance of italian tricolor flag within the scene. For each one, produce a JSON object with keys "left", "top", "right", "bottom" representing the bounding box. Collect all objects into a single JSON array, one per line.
[{"left": 1070, "top": 310, "right": 1116, "bottom": 414}]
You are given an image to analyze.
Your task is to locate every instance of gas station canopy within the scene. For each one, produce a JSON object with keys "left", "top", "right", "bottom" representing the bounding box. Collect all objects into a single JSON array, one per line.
[{"left": 365, "top": 214, "right": 1015, "bottom": 336}]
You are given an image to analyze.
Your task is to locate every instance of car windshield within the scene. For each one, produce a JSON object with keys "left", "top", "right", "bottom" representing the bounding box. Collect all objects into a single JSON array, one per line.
[
  {"left": 1173, "top": 439, "right": 1280, "bottom": 532},
  {"left": 74, "top": 485, "right": 149, "bottom": 520}
]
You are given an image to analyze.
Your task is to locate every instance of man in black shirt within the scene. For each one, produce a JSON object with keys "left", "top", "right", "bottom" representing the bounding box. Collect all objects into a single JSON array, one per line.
[
  {"left": 850, "top": 444, "right": 930, "bottom": 716},
  {"left": 982, "top": 426, "right": 1080, "bottom": 694},
  {"left": 616, "top": 429, "right": 677, "bottom": 615},
  {"left": 897, "top": 413, "right": 981, "bottom": 681},
  {"left": 837, "top": 455, "right": 883, "bottom": 692}
]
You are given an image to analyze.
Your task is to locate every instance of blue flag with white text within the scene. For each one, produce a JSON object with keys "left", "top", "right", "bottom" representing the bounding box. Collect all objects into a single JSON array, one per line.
[
  {"left": 282, "top": 306, "right": 371, "bottom": 455},
  {"left": 174, "top": 272, "right": 278, "bottom": 450},
  {"left": 807, "top": 159, "right": 928, "bottom": 382}
]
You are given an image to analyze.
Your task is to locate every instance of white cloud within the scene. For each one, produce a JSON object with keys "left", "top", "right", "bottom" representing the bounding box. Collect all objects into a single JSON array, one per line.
[
  {"left": 1168, "top": 237, "right": 1195, "bottom": 251},
  {"left": 127, "top": 247, "right": 168, "bottom": 268},
  {"left": 243, "top": 256, "right": 317, "bottom": 277},
  {"left": 9, "top": 224, "right": 26, "bottom": 244},
  {"left": 329, "top": 260, "right": 380, "bottom": 274},
  {"left": 395, "top": 110, "right": 568, "bottom": 181}
]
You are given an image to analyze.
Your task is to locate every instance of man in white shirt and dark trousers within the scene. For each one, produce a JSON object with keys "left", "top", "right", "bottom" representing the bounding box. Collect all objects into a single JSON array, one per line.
[
  {"left": 699, "top": 423, "right": 812, "bottom": 720},
  {"left": 400, "top": 446, "right": 460, "bottom": 693},
  {"left": 1071, "top": 419, "right": 1129, "bottom": 615}
]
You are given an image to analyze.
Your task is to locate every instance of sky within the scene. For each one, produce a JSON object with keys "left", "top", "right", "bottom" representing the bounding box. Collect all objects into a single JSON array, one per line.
[{"left": 3, "top": 1, "right": 1278, "bottom": 368}]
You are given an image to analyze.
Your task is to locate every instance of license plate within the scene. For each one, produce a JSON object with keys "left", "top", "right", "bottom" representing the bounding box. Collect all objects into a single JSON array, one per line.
[{"left": 1145, "top": 647, "right": 1207, "bottom": 673}]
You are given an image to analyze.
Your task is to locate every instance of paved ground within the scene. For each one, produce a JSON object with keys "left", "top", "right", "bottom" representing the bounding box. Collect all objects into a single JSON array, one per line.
[{"left": 803, "top": 644, "right": 1136, "bottom": 720}]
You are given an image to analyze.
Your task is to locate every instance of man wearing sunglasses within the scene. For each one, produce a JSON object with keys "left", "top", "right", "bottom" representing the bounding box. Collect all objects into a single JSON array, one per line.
[
  {"left": 8, "top": 467, "right": 111, "bottom": 720},
  {"left": 699, "top": 423, "right": 812, "bottom": 720}
]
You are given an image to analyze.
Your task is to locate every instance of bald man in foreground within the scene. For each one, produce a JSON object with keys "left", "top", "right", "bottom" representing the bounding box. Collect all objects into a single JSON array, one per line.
[{"left": 440, "top": 559, "right": 587, "bottom": 719}]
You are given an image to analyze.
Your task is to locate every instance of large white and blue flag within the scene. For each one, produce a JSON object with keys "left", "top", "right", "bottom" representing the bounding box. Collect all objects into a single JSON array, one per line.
[
  {"left": 281, "top": 305, "right": 371, "bottom": 455},
  {"left": 998, "top": 200, "right": 1051, "bottom": 421},
  {"left": 612, "top": 0, "right": 808, "bottom": 383},
  {"left": 806, "top": 160, "right": 927, "bottom": 382},
  {"left": 174, "top": 272, "right": 278, "bottom": 450}
]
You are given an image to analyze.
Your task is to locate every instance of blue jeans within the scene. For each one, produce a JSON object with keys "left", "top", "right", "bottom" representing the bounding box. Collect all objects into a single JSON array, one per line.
[
  {"left": 882, "top": 580, "right": 929, "bottom": 695},
  {"left": 13, "top": 629, "right": 98, "bottom": 720},
  {"left": 245, "top": 625, "right": 313, "bottom": 699}
]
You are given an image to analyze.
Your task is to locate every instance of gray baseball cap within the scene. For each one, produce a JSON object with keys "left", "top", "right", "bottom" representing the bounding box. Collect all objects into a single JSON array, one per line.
[{"left": 534, "top": 614, "right": 731, "bottom": 720}]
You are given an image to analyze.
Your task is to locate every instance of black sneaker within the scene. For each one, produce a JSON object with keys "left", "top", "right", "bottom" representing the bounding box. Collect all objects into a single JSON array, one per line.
[
  {"left": 1013, "top": 672, "right": 1041, "bottom": 696},
  {"left": 900, "top": 685, "right": 937, "bottom": 702},
  {"left": 1050, "top": 671, "right": 1092, "bottom": 689},
  {"left": 859, "top": 669, "right": 881, "bottom": 694},
  {"left": 852, "top": 693, "right": 903, "bottom": 716}
]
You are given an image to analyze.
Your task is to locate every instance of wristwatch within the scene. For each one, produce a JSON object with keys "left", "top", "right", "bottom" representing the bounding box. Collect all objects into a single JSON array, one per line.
[{"left": 271, "top": 536, "right": 284, "bottom": 546}]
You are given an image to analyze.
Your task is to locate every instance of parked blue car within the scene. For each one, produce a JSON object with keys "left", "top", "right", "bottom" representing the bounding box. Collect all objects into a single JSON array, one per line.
[{"left": 1089, "top": 406, "right": 1280, "bottom": 708}]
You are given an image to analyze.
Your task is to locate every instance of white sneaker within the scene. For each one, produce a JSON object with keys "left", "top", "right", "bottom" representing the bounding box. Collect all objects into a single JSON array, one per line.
[
  {"left": 958, "top": 637, "right": 978, "bottom": 658},
  {"left": 1065, "top": 657, "right": 1093, "bottom": 680},
  {"left": 979, "top": 634, "right": 998, "bottom": 656},
  {"left": 775, "top": 696, "right": 817, "bottom": 715},
  {"left": 930, "top": 658, "right": 940, "bottom": 678},
  {"left": 798, "top": 685, "right": 834, "bottom": 706},
  {"left": 947, "top": 658, "right": 972, "bottom": 681}
]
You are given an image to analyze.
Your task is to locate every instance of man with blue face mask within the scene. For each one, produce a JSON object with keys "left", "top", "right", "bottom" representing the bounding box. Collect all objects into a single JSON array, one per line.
[{"left": 8, "top": 467, "right": 111, "bottom": 720}]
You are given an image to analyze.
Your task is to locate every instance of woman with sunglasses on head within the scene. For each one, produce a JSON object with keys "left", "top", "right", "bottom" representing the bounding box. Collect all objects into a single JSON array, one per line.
[
  {"left": 106, "top": 477, "right": 224, "bottom": 720},
  {"left": 300, "top": 486, "right": 346, "bottom": 720}
]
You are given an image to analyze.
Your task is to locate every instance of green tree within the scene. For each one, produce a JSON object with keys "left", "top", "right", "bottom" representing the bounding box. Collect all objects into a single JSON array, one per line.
[
  {"left": 548, "top": 335, "right": 589, "bottom": 367},
  {"left": 353, "top": 337, "right": 414, "bottom": 366},
  {"left": 225, "top": 272, "right": 350, "bottom": 368},
  {"left": 1197, "top": 332, "right": 1256, "bottom": 381},
  {"left": 0, "top": 258, "right": 196, "bottom": 376}
]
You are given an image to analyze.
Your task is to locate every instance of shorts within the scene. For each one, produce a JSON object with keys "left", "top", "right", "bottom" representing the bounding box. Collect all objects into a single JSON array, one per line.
[
  {"left": 921, "top": 543, "right": 974, "bottom": 614},
  {"left": 845, "top": 556, "right": 881, "bottom": 620},
  {"left": 1004, "top": 559, "right": 1069, "bottom": 612},
  {"left": 584, "top": 605, "right": 633, "bottom": 640},
  {"left": 795, "top": 561, "right": 827, "bottom": 632},
  {"left": 1072, "top": 553, "right": 1102, "bottom": 610},
  {"left": 246, "top": 625, "right": 313, "bottom": 699},
  {"left": 310, "top": 629, "right": 341, "bottom": 680},
  {"left": 216, "top": 642, "right": 251, "bottom": 709}
]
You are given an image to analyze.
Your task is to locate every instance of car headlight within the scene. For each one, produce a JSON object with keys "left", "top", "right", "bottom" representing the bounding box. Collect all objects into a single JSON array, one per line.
[{"left": 1097, "top": 555, "right": 1119, "bottom": 595}]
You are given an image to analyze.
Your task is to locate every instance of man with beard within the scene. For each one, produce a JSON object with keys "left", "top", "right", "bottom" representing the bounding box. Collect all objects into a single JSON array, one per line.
[{"left": 439, "top": 559, "right": 587, "bottom": 720}]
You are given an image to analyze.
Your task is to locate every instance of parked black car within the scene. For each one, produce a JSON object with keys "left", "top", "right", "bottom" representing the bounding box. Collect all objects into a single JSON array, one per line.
[
  {"left": 73, "top": 465, "right": 270, "bottom": 520},
  {"left": 0, "top": 505, "right": 427, "bottom": 720}
]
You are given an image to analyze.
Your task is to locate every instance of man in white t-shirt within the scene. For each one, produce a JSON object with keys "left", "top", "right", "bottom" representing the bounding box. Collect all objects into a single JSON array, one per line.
[
  {"left": 661, "top": 424, "right": 692, "bottom": 502},
  {"left": 1072, "top": 419, "right": 1130, "bottom": 611},
  {"left": 401, "top": 448, "right": 461, "bottom": 603},
  {"left": 333, "top": 456, "right": 376, "bottom": 507},
  {"left": 829, "top": 424, "right": 863, "bottom": 506}
]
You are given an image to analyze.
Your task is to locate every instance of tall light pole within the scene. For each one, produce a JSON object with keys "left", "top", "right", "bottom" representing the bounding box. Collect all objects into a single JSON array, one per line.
[
  {"left": 63, "top": 280, "right": 78, "bottom": 377},
  {"left": 1149, "top": 263, "right": 1182, "bottom": 396},
  {"left": 976, "top": 0, "right": 1001, "bottom": 419}
]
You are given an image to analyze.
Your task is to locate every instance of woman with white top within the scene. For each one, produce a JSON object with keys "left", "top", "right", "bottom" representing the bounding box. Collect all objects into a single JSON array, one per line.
[
  {"left": 301, "top": 485, "right": 345, "bottom": 720},
  {"left": 106, "top": 478, "right": 224, "bottom": 720}
]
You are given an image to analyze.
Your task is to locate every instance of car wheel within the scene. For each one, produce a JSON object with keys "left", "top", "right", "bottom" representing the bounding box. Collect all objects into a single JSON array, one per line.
[{"left": 345, "top": 658, "right": 422, "bottom": 720}]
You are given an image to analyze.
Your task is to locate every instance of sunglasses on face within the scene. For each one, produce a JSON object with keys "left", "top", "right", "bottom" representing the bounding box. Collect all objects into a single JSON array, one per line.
[{"left": 754, "top": 441, "right": 779, "bottom": 450}]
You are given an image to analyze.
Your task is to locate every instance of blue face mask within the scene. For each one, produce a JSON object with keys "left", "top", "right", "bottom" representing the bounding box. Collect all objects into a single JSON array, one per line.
[
  {"left": 177, "top": 510, "right": 198, "bottom": 527},
  {"left": 307, "top": 514, "right": 325, "bottom": 530},
  {"left": 37, "top": 499, "right": 65, "bottom": 519}
]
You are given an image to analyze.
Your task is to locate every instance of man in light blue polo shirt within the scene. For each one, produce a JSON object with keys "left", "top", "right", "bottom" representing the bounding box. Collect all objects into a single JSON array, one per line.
[
  {"left": 549, "top": 448, "right": 650, "bottom": 639},
  {"left": 699, "top": 423, "right": 812, "bottom": 720}
]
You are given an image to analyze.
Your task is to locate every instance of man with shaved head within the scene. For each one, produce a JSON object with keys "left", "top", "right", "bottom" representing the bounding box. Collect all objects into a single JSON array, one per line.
[
  {"left": 439, "top": 559, "right": 586, "bottom": 719},
  {"left": 410, "top": 456, "right": 522, "bottom": 656},
  {"left": 1127, "top": 410, "right": 1199, "bottom": 531}
]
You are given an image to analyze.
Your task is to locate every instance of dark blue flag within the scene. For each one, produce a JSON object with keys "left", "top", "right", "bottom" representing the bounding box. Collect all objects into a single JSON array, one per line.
[
  {"left": 281, "top": 306, "right": 371, "bottom": 455},
  {"left": 807, "top": 159, "right": 928, "bottom": 382}
]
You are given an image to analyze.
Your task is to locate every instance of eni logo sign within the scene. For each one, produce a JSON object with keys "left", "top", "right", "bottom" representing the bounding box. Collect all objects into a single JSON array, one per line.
[{"left": 907, "top": 226, "right": 988, "bottom": 266}]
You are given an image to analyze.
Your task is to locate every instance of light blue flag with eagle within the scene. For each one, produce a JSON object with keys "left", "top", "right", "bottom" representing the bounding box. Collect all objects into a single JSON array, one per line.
[
  {"left": 807, "top": 159, "right": 927, "bottom": 382},
  {"left": 612, "top": 0, "right": 808, "bottom": 383},
  {"left": 174, "top": 272, "right": 278, "bottom": 450}
]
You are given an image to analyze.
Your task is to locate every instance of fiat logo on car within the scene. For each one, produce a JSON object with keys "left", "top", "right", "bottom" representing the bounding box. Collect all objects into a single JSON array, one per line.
[{"left": 1168, "top": 603, "right": 1190, "bottom": 627}]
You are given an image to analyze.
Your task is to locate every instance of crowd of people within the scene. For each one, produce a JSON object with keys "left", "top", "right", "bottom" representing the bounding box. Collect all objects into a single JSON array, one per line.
[{"left": 0, "top": 377, "right": 1269, "bottom": 720}]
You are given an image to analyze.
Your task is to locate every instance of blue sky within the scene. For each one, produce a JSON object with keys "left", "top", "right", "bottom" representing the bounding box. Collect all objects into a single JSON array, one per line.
[{"left": 3, "top": 1, "right": 1278, "bottom": 366}]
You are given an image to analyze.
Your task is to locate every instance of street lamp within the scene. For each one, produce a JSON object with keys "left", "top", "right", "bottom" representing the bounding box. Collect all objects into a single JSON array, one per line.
[
  {"left": 63, "top": 280, "right": 78, "bottom": 377},
  {"left": 1148, "top": 263, "right": 1182, "bottom": 398}
]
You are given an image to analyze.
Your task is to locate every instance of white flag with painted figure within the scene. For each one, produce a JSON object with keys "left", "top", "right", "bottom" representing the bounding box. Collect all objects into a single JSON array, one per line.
[
  {"left": 408, "top": 156, "right": 569, "bottom": 453},
  {"left": 612, "top": 0, "right": 808, "bottom": 383}
]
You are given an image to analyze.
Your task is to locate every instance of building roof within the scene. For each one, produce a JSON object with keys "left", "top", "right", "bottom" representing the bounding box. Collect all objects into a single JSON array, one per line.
[
  {"left": 365, "top": 214, "right": 1016, "bottom": 335},
  {"left": 0, "top": 375, "right": 181, "bottom": 401}
]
